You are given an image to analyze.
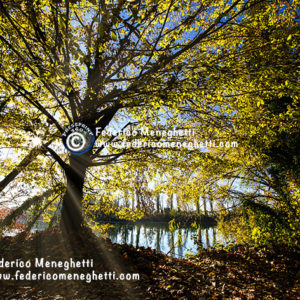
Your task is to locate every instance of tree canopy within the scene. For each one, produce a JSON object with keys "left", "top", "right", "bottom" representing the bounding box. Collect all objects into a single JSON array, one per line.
[{"left": 0, "top": 0, "right": 299, "bottom": 245}]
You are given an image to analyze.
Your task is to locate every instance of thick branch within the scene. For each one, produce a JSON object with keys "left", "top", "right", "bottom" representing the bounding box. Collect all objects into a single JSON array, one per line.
[{"left": 0, "top": 142, "right": 51, "bottom": 193}]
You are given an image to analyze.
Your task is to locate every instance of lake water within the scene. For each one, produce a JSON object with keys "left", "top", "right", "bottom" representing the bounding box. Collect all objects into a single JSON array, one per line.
[
  {"left": 108, "top": 223, "right": 222, "bottom": 258},
  {"left": 4, "top": 222, "right": 224, "bottom": 258}
]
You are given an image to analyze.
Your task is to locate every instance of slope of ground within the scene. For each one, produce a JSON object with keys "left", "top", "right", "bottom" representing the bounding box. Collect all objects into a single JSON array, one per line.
[{"left": 0, "top": 228, "right": 299, "bottom": 299}]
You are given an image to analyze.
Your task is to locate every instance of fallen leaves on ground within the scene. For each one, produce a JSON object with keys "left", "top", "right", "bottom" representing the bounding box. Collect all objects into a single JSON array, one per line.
[{"left": 0, "top": 228, "right": 299, "bottom": 299}]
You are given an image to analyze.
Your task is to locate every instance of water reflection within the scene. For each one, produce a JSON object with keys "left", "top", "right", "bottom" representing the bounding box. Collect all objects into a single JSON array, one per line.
[
  {"left": 4, "top": 222, "right": 222, "bottom": 259},
  {"left": 108, "top": 223, "right": 222, "bottom": 258}
]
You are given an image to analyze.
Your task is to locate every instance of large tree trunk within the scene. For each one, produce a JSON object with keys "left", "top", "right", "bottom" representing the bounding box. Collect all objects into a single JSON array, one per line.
[{"left": 60, "top": 154, "right": 89, "bottom": 233}]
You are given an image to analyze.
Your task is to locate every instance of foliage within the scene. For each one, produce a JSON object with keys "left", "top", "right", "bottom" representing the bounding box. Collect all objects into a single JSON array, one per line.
[{"left": 0, "top": 0, "right": 299, "bottom": 245}]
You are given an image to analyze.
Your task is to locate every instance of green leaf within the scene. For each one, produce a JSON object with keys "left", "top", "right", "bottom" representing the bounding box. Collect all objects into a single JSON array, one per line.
[{"left": 111, "top": 31, "right": 117, "bottom": 41}]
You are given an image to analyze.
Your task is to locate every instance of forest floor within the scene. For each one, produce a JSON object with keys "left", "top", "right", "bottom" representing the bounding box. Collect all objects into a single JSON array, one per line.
[{"left": 0, "top": 228, "right": 299, "bottom": 299}]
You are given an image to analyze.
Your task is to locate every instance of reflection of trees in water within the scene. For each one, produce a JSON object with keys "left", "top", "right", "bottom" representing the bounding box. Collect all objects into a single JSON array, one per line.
[
  {"left": 172, "top": 228, "right": 190, "bottom": 258},
  {"left": 182, "top": 228, "right": 190, "bottom": 254},
  {"left": 195, "top": 227, "right": 214, "bottom": 249},
  {"left": 108, "top": 224, "right": 220, "bottom": 257},
  {"left": 144, "top": 226, "right": 156, "bottom": 247},
  {"left": 160, "top": 226, "right": 167, "bottom": 252},
  {"left": 156, "top": 227, "right": 161, "bottom": 251},
  {"left": 136, "top": 224, "right": 141, "bottom": 247},
  {"left": 108, "top": 226, "right": 119, "bottom": 243},
  {"left": 178, "top": 229, "right": 183, "bottom": 258},
  {"left": 121, "top": 225, "right": 128, "bottom": 244},
  {"left": 213, "top": 227, "right": 216, "bottom": 245},
  {"left": 130, "top": 227, "right": 134, "bottom": 245},
  {"left": 197, "top": 226, "right": 203, "bottom": 251},
  {"left": 168, "top": 231, "right": 175, "bottom": 257},
  {"left": 205, "top": 228, "right": 209, "bottom": 248}
]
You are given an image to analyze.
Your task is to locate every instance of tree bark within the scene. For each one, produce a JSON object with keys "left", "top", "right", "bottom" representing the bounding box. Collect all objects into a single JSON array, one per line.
[
  {"left": 205, "top": 228, "right": 209, "bottom": 248},
  {"left": 0, "top": 142, "right": 51, "bottom": 193},
  {"left": 135, "top": 189, "right": 141, "bottom": 210},
  {"left": 60, "top": 154, "right": 89, "bottom": 233},
  {"left": 131, "top": 195, "right": 135, "bottom": 210},
  {"left": 197, "top": 226, "right": 202, "bottom": 250},
  {"left": 156, "top": 194, "right": 160, "bottom": 212},
  {"left": 136, "top": 224, "right": 141, "bottom": 247},
  {"left": 196, "top": 196, "right": 200, "bottom": 214},
  {"left": 170, "top": 193, "right": 174, "bottom": 210},
  {"left": 177, "top": 194, "right": 181, "bottom": 212},
  {"left": 156, "top": 227, "right": 161, "bottom": 251},
  {"left": 203, "top": 195, "right": 207, "bottom": 216},
  {"left": 209, "top": 194, "right": 214, "bottom": 215}
]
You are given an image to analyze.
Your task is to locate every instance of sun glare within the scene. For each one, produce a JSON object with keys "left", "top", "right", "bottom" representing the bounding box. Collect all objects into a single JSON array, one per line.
[{"left": 32, "top": 136, "right": 42, "bottom": 147}]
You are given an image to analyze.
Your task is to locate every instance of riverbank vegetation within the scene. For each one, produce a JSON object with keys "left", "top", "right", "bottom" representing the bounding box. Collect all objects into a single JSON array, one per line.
[{"left": 96, "top": 209, "right": 216, "bottom": 227}]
